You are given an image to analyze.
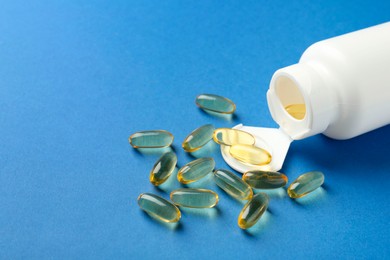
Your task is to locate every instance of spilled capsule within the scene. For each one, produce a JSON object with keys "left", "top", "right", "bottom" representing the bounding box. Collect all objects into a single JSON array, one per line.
[
  {"left": 238, "top": 192, "right": 269, "bottom": 229},
  {"left": 177, "top": 157, "right": 215, "bottom": 184},
  {"left": 137, "top": 193, "right": 181, "bottom": 223},
  {"left": 149, "top": 152, "right": 177, "bottom": 186},
  {"left": 170, "top": 188, "right": 219, "bottom": 208},
  {"left": 214, "top": 169, "right": 253, "bottom": 200},
  {"left": 229, "top": 144, "right": 272, "bottom": 166},
  {"left": 243, "top": 170, "right": 288, "bottom": 189},
  {"left": 195, "top": 94, "right": 236, "bottom": 114},
  {"left": 285, "top": 104, "right": 306, "bottom": 120},
  {"left": 213, "top": 128, "right": 255, "bottom": 146},
  {"left": 182, "top": 124, "right": 215, "bottom": 152},
  {"left": 287, "top": 171, "right": 324, "bottom": 198},
  {"left": 129, "top": 130, "right": 173, "bottom": 148}
]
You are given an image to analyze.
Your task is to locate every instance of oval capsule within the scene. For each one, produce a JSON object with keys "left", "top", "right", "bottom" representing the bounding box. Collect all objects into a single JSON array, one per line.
[
  {"left": 149, "top": 152, "right": 177, "bottom": 186},
  {"left": 229, "top": 144, "right": 272, "bottom": 166},
  {"left": 137, "top": 193, "right": 181, "bottom": 223},
  {"left": 213, "top": 128, "right": 255, "bottom": 146},
  {"left": 238, "top": 192, "right": 269, "bottom": 229},
  {"left": 182, "top": 124, "right": 215, "bottom": 152},
  {"left": 129, "top": 130, "right": 173, "bottom": 148},
  {"left": 195, "top": 94, "right": 236, "bottom": 114},
  {"left": 287, "top": 171, "right": 325, "bottom": 198},
  {"left": 214, "top": 169, "right": 253, "bottom": 200},
  {"left": 177, "top": 157, "right": 215, "bottom": 184},
  {"left": 243, "top": 170, "right": 288, "bottom": 189},
  {"left": 170, "top": 188, "right": 219, "bottom": 208},
  {"left": 285, "top": 104, "right": 306, "bottom": 120}
]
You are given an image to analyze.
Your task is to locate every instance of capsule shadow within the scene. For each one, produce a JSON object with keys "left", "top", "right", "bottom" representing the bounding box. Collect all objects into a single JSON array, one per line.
[
  {"left": 242, "top": 210, "right": 272, "bottom": 237},
  {"left": 179, "top": 206, "right": 220, "bottom": 219},
  {"left": 140, "top": 210, "right": 183, "bottom": 231},
  {"left": 253, "top": 188, "right": 287, "bottom": 199},
  {"left": 289, "top": 187, "right": 327, "bottom": 206},
  {"left": 198, "top": 108, "right": 235, "bottom": 122}
]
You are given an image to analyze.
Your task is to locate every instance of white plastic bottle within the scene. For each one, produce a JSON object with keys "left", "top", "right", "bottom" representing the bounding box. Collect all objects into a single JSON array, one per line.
[{"left": 222, "top": 22, "right": 390, "bottom": 173}]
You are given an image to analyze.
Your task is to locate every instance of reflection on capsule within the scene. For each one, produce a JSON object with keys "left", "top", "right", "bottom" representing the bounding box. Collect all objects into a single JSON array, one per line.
[
  {"left": 214, "top": 169, "right": 253, "bottom": 200},
  {"left": 149, "top": 152, "right": 177, "bottom": 186},
  {"left": 238, "top": 192, "right": 269, "bottom": 229},
  {"left": 170, "top": 188, "right": 219, "bottom": 208},
  {"left": 229, "top": 144, "right": 272, "bottom": 166},
  {"left": 213, "top": 128, "right": 255, "bottom": 146},
  {"left": 177, "top": 157, "right": 215, "bottom": 184},
  {"left": 287, "top": 171, "right": 325, "bottom": 199},
  {"left": 129, "top": 130, "right": 173, "bottom": 148},
  {"left": 243, "top": 170, "right": 288, "bottom": 189},
  {"left": 137, "top": 193, "right": 181, "bottom": 223},
  {"left": 182, "top": 124, "right": 215, "bottom": 152}
]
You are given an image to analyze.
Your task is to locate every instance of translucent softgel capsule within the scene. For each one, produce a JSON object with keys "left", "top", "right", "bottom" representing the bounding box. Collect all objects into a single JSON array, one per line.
[
  {"left": 213, "top": 128, "right": 255, "bottom": 146},
  {"left": 285, "top": 104, "right": 306, "bottom": 120},
  {"left": 129, "top": 130, "right": 173, "bottom": 148},
  {"left": 177, "top": 157, "right": 215, "bottom": 184},
  {"left": 238, "top": 192, "right": 269, "bottom": 229},
  {"left": 182, "top": 124, "right": 215, "bottom": 152},
  {"left": 214, "top": 169, "right": 253, "bottom": 200},
  {"left": 170, "top": 188, "right": 219, "bottom": 208},
  {"left": 137, "top": 193, "right": 181, "bottom": 223},
  {"left": 243, "top": 170, "right": 288, "bottom": 189},
  {"left": 229, "top": 144, "right": 272, "bottom": 166},
  {"left": 149, "top": 152, "right": 177, "bottom": 186},
  {"left": 195, "top": 94, "right": 236, "bottom": 114},
  {"left": 287, "top": 171, "right": 324, "bottom": 199}
]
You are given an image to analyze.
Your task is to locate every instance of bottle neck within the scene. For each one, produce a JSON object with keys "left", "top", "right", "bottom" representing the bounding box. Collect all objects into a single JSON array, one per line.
[{"left": 266, "top": 63, "right": 338, "bottom": 140}]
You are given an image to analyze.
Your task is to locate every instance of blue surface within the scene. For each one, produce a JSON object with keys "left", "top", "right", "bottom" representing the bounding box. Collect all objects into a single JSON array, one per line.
[{"left": 1, "top": 0, "right": 390, "bottom": 259}]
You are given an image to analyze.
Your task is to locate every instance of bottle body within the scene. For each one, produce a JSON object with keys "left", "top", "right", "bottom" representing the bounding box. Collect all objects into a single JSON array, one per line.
[{"left": 267, "top": 22, "right": 390, "bottom": 140}]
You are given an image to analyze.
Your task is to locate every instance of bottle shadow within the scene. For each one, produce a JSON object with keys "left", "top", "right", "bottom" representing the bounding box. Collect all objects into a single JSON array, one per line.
[{"left": 283, "top": 124, "right": 390, "bottom": 180}]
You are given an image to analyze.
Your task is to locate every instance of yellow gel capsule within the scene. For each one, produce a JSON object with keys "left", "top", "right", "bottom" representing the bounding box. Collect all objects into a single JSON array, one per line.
[
  {"left": 285, "top": 104, "right": 306, "bottom": 120},
  {"left": 129, "top": 130, "right": 173, "bottom": 148},
  {"left": 287, "top": 171, "right": 324, "bottom": 198},
  {"left": 137, "top": 193, "right": 181, "bottom": 223},
  {"left": 238, "top": 192, "right": 269, "bottom": 229},
  {"left": 243, "top": 170, "right": 288, "bottom": 189},
  {"left": 170, "top": 188, "right": 219, "bottom": 208},
  {"left": 149, "top": 152, "right": 177, "bottom": 186},
  {"left": 229, "top": 144, "right": 272, "bottom": 166},
  {"left": 182, "top": 124, "right": 215, "bottom": 152},
  {"left": 214, "top": 169, "right": 253, "bottom": 200},
  {"left": 195, "top": 94, "right": 236, "bottom": 114},
  {"left": 213, "top": 128, "right": 255, "bottom": 146},
  {"left": 177, "top": 157, "right": 215, "bottom": 184}
]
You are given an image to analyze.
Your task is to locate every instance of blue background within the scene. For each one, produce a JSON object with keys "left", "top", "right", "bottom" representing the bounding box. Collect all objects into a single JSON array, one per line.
[{"left": 1, "top": 0, "right": 389, "bottom": 259}]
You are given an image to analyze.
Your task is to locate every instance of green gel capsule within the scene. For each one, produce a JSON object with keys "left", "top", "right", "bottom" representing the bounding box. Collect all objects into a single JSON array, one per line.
[
  {"left": 238, "top": 192, "right": 269, "bottom": 229},
  {"left": 195, "top": 94, "right": 236, "bottom": 114},
  {"left": 287, "top": 171, "right": 325, "bottom": 199},
  {"left": 137, "top": 193, "right": 181, "bottom": 223},
  {"left": 149, "top": 152, "right": 177, "bottom": 186},
  {"left": 129, "top": 130, "right": 173, "bottom": 148},
  {"left": 243, "top": 170, "right": 288, "bottom": 189},
  {"left": 182, "top": 124, "right": 215, "bottom": 152},
  {"left": 213, "top": 128, "right": 255, "bottom": 146},
  {"left": 177, "top": 157, "right": 215, "bottom": 184},
  {"left": 170, "top": 188, "right": 219, "bottom": 208},
  {"left": 214, "top": 169, "right": 253, "bottom": 200}
]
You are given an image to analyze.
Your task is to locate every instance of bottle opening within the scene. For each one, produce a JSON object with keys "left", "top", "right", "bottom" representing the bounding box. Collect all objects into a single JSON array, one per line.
[{"left": 274, "top": 76, "right": 306, "bottom": 120}]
